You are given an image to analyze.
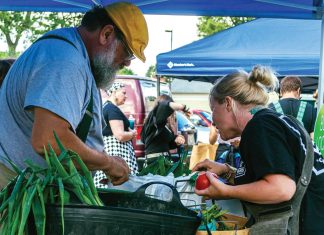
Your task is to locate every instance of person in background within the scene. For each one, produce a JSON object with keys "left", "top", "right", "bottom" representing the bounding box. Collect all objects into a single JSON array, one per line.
[
  {"left": 0, "top": 2, "right": 149, "bottom": 189},
  {"left": 94, "top": 82, "right": 138, "bottom": 188},
  {"left": 313, "top": 88, "right": 318, "bottom": 110},
  {"left": 209, "top": 124, "right": 241, "bottom": 168},
  {"left": 0, "top": 59, "right": 15, "bottom": 88},
  {"left": 268, "top": 76, "right": 316, "bottom": 139},
  {"left": 141, "top": 94, "right": 188, "bottom": 164},
  {"left": 193, "top": 66, "right": 324, "bottom": 235},
  {"left": 209, "top": 124, "right": 231, "bottom": 160},
  {"left": 209, "top": 124, "right": 218, "bottom": 145},
  {"left": 216, "top": 138, "right": 241, "bottom": 169}
]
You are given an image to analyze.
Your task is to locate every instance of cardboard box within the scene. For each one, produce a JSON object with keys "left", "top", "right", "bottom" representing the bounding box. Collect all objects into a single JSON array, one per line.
[
  {"left": 196, "top": 213, "right": 249, "bottom": 235},
  {"left": 196, "top": 229, "right": 249, "bottom": 235}
]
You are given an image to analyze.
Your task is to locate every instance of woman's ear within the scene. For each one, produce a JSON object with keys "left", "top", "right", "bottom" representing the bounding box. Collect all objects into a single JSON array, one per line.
[{"left": 225, "top": 97, "right": 232, "bottom": 112}]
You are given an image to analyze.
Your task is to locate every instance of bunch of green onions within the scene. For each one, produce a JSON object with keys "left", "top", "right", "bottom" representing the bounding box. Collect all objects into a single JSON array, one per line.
[
  {"left": 138, "top": 148, "right": 191, "bottom": 177},
  {"left": 0, "top": 133, "right": 103, "bottom": 235}
]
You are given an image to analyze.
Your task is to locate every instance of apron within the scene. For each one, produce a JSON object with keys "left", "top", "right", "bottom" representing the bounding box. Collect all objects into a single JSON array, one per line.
[{"left": 243, "top": 115, "right": 314, "bottom": 235}]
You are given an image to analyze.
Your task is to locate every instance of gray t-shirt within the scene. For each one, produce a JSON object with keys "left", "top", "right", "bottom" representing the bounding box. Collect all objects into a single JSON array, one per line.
[{"left": 0, "top": 27, "right": 104, "bottom": 170}]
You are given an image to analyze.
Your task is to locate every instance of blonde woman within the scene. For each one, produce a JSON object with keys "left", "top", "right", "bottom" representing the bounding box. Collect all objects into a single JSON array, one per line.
[{"left": 193, "top": 65, "right": 324, "bottom": 235}]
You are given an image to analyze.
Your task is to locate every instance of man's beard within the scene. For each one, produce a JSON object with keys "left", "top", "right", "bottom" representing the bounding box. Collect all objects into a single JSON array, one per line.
[{"left": 91, "top": 40, "right": 119, "bottom": 89}]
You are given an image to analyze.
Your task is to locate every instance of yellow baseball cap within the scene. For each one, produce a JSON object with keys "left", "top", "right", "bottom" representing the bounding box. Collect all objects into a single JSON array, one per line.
[{"left": 105, "top": 2, "right": 148, "bottom": 62}]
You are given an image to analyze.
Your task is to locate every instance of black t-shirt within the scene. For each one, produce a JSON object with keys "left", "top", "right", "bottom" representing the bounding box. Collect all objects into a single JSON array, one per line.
[
  {"left": 102, "top": 101, "right": 129, "bottom": 137},
  {"left": 141, "top": 101, "right": 177, "bottom": 155},
  {"left": 268, "top": 98, "right": 316, "bottom": 134},
  {"left": 236, "top": 108, "right": 324, "bottom": 235}
]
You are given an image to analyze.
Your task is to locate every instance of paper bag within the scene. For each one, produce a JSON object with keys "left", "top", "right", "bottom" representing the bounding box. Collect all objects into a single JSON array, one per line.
[{"left": 190, "top": 143, "right": 218, "bottom": 170}]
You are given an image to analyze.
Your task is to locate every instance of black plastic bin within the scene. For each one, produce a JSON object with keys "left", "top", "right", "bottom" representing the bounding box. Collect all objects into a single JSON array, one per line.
[{"left": 29, "top": 182, "right": 201, "bottom": 235}]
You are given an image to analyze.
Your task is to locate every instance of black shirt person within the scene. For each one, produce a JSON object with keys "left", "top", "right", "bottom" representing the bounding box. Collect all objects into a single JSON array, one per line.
[
  {"left": 269, "top": 76, "right": 316, "bottom": 139},
  {"left": 141, "top": 95, "right": 187, "bottom": 163},
  {"left": 192, "top": 66, "right": 324, "bottom": 235}
]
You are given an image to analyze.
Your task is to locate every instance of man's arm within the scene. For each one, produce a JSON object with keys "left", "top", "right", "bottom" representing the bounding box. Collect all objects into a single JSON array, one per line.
[{"left": 31, "top": 107, "right": 130, "bottom": 185}]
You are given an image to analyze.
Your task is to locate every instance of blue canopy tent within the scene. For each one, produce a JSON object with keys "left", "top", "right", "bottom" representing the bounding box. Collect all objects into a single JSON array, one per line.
[
  {"left": 1, "top": 0, "right": 324, "bottom": 102},
  {"left": 156, "top": 18, "right": 321, "bottom": 93},
  {"left": 0, "top": 0, "right": 321, "bottom": 18}
]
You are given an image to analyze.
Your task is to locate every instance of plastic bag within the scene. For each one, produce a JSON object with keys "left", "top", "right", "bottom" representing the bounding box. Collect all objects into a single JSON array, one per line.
[
  {"left": 106, "top": 174, "right": 175, "bottom": 201},
  {"left": 175, "top": 173, "right": 203, "bottom": 208}
]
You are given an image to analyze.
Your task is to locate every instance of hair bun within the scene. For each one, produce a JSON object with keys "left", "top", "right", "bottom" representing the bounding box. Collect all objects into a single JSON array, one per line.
[{"left": 249, "top": 65, "right": 278, "bottom": 92}]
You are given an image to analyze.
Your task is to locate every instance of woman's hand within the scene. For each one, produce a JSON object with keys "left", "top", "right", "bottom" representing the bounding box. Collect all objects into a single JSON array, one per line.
[
  {"left": 194, "top": 171, "right": 230, "bottom": 199},
  {"left": 129, "top": 129, "right": 137, "bottom": 140},
  {"left": 175, "top": 134, "right": 185, "bottom": 145},
  {"left": 192, "top": 159, "right": 228, "bottom": 175}
]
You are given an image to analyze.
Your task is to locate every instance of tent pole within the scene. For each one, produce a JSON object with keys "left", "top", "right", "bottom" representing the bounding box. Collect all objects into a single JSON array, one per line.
[
  {"left": 318, "top": 13, "right": 324, "bottom": 107},
  {"left": 157, "top": 75, "right": 161, "bottom": 97}
]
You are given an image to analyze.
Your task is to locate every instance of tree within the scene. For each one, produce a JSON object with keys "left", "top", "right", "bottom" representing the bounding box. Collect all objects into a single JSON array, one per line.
[
  {"left": 118, "top": 67, "right": 135, "bottom": 75},
  {"left": 146, "top": 65, "right": 156, "bottom": 78},
  {"left": 197, "top": 16, "right": 254, "bottom": 38},
  {"left": 0, "top": 11, "right": 82, "bottom": 57}
]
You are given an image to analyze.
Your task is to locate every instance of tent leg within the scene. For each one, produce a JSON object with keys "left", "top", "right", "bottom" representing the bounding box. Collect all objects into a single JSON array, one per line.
[
  {"left": 157, "top": 76, "right": 161, "bottom": 97},
  {"left": 318, "top": 15, "right": 324, "bottom": 107}
]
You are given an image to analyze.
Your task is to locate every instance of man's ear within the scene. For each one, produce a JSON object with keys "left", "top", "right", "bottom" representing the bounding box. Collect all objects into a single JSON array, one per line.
[{"left": 99, "top": 24, "right": 115, "bottom": 45}]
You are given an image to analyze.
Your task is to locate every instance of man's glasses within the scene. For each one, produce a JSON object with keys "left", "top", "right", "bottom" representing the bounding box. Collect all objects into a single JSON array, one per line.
[{"left": 115, "top": 29, "right": 135, "bottom": 61}]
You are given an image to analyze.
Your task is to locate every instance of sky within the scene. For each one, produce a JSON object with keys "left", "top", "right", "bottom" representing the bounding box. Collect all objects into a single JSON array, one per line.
[{"left": 129, "top": 14, "right": 200, "bottom": 76}]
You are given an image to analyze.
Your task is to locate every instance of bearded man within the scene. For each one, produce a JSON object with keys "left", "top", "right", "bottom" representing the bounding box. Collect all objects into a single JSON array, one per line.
[{"left": 0, "top": 2, "right": 149, "bottom": 189}]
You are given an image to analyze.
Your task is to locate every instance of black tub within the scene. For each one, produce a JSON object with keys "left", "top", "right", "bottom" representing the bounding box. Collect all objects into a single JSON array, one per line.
[{"left": 29, "top": 182, "right": 201, "bottom": 235}]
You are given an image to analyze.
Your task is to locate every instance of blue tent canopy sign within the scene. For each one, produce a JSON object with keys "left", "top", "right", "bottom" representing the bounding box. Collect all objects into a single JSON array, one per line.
[{"left": 156, "top": 18, "right": 320, "bottom": 93}]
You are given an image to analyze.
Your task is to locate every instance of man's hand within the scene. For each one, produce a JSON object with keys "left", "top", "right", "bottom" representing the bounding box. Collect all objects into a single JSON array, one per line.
[{"left": 103, "top": 156, "right": 130, "bottom": 185}]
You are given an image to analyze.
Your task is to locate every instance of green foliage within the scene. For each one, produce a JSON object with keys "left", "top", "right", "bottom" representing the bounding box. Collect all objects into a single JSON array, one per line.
[
  {"left": 197, "top": 16, "right": 254, "bottom": 37},
  {"left": 0, "top": 11, "right": 82, "bottom": 56},
  {"left": 138, "top": 149, "right": 191, "bottom": 177},
  {"left": 0, "top": 133, "right": 103, "bottom": 235},
  {"left": 118, "top": 67, "right": 135, "bottom": 75},
  {"left": 145, "top": 64, "right": 156, "bottom": 78},
  {"left": 0, "top": 51, "right": 19, "bottom": 59}
]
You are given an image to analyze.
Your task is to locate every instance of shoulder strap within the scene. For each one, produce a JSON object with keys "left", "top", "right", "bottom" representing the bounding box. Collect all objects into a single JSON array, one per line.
[
  {"left": 296, "top": 101, "right": 307, "bottom": 126},
  {"left": 286, "top": 115, "right": 314, "bottom": 234},
  {"left": 76, "top": 91, "right": 93, "bottom": 142},
  {"left": 273, "top": 101, "right": 284, "bottom": 114},
  {"left": 34, "top": 35, "right": 93, "bottom": 143},
  {"left": 35, "top": 34, "right": 78, "bottom": 50}
]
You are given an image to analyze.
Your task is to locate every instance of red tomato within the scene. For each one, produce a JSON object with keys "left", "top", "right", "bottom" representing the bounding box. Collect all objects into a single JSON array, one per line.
[{"left": 195, "top": 172, "right": 218, "bottom": 190}]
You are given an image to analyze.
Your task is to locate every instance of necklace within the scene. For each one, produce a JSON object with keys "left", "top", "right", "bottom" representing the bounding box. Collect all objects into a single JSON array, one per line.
[{"left": 249, "top": 106, "right": 265, "bottom": 115}]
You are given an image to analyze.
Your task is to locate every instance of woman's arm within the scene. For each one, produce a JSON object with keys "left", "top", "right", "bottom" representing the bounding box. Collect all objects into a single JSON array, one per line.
[
  {"left": 109, "top": 120, "right": 136, "bottom": 142},
  {"left": 195, "top": 172, "right": 296, "bottom": 204},
  {"left": 229, "top": 174, "right": 296, "bottom": 204},
  {"left": 169, "top": 102, "right": 186, "bottom": 112}
]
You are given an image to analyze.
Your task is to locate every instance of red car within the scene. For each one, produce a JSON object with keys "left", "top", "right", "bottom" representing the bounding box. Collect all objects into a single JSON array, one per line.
[{"left": 190, "top": 109, "right": 212, "bottom": 127}]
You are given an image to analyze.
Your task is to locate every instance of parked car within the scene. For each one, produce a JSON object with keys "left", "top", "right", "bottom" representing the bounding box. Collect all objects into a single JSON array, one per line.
[
  {"left": 190, "top": 109, "right": 212, "bottom": 127},
  {"left": 176, "top": 111, "right": 197, "bottom": 147}
]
